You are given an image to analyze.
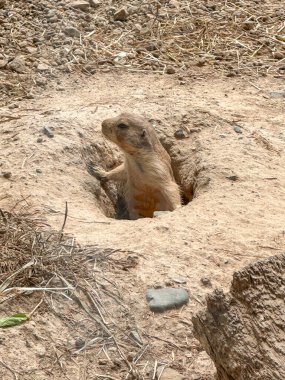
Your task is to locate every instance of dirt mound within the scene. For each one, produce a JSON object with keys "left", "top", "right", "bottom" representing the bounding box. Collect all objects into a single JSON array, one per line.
[
  {"left": 1, "top": 0, "right": 284, "bottom": 105},
  {"left": 1, "top": 71, "right": 285, "bottom": 378},
  {"left": 193, "top": 253, "right": 285, "bottom": 380}
]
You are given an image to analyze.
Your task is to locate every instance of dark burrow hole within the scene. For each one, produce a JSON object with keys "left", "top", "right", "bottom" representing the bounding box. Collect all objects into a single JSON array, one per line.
[{"left": 81, "top": 127, "right": 207, "bottom": 220}]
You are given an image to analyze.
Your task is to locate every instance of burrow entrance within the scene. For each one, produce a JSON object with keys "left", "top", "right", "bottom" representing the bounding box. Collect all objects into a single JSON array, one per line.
[{"left": 81, "top": 122, "right": 209, "bottom": 220}]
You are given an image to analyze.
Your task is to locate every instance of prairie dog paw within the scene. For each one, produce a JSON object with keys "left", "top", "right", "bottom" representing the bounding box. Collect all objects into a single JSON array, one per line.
[{"left": 87, "top": 162, "right": 108, "bottom": 183}]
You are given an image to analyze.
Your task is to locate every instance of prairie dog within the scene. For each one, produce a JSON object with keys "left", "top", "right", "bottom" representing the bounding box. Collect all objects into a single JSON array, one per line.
[{"left": 92, "top": 113, "right": 181, "bottom": 220}]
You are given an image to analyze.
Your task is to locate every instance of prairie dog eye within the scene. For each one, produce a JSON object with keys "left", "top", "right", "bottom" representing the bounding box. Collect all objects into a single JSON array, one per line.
[{"left": 117, "top": 123, "right": 129, "bottom": 129}]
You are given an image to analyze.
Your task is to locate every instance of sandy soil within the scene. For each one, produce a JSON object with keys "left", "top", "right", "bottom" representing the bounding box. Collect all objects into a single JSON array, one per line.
[{"left": 0, "top": 71, "right": 285, "bottom": 379}]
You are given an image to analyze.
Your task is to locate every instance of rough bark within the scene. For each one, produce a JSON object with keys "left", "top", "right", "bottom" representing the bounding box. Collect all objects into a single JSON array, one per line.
[{"left": 192, "top": 253, "right": 285, "bottom": 380}]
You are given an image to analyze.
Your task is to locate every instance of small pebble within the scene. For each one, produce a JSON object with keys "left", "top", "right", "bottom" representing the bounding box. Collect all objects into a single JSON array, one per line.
[
  {"left": 272, "top": 51, "right": 285, "bottom": 60},
  {"left": 37, "top": 137, "right": 43, "bottom": 143},
  {"left": 114, "top": 8, "right": 128, "bottom": 21},
  {"left": 37, "top": 63, "right": 50, "bottom": 72},
  {"left": 174, "top": 129, "right": 188, "bottom": 139},
  {"left": 36, "top": 169, "right": 42, "bottom": 174},
  {"left": 270, "top": 90, "right": 285, "bottom": 98},
  {"left": 165, "top": 66, "right": 175, "bottom": 74},
  {"left": 171, "top": 275, "right": 187, "bottom": 284},
  {"left": 64, "top": 26, "right": 81, "bottom": 38},
  {"left": 43, "top": 126, "right": 54, "bottom": 138},
  {"left": 25, "top": 340, "right": 32, "bottom": 348},
  {"left": 200, "top": 277, "right": 212, "bottom": 287},
  {"left": 7, "top": 57, "right": 27, "bottom": 73},
  {"left": 36, "top": 345, "right": 46, "bottom": 358},
  {"left": 75, "top": 337, "right": 85, "bottom": 349},
  {"left": 242, "top": 21, "right": 255, "bottom": 31},
  {"left": 8, "top": 103, "right": 19, "bottom": 109},
  {"left": 35, "top": 77, "right": 47, "bottom": 86},
  {"left": 226, "top": 175, "right": 238, "bottom": 181},
  {"left": 234, "top": 126, "right": 242, "bottom": 134},
  {"left": 70, "top": 1, "right": 90, "bottom": 11},
  {"left": 2, "top": 171, "right": 12, "bottom": 179}
]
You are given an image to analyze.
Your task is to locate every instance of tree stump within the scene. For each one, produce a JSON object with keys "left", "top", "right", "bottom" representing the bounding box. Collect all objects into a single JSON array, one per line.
[{"left": 192, "top": 253, "right": 285, "bottom": 380}]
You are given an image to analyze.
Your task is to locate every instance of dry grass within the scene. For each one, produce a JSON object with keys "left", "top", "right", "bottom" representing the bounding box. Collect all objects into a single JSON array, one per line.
[
  {"left": 0, "top": 207, "right": 152, "bottom": 379},
  {"left": 1, "top": 0, "right": 284, "bottom": 106},
  {"left": 82, "top": 0, "right": 285, "bottom": 74}
]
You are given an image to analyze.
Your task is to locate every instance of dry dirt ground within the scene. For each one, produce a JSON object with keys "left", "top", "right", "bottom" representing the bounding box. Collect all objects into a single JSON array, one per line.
[{"left": 0, "top": 70, "right": 284, "bottom": 379}]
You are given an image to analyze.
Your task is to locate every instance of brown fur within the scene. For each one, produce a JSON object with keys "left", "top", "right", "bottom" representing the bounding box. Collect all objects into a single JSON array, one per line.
[{"left": 94, "top": 113, "right": 181, "bottom": 220}]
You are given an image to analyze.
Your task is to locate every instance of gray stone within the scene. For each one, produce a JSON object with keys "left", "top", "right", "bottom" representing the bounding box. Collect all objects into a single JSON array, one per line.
[
  {"left": 35, "top": 77, "right": 47, "bottom": 86},
  {"left": 114, "top": 8, "right": 128, "bottom": 21},
  {"left": 174, "top": 129, "right": 188, "bottom": 139},
  {"left": 7, "top": 57, "right": 27, "bottom": 73},
  {"left": 146, "top": 287, "right": 189, "bottom": 312},
  {"left": 43, "top": 126, "right": 54, "bottom": 138},
  {"left": 37, "top": 63, "right": 50, "bottom": 72},
  {"left": 270, "top": 90, "right": 285, "bottom": 98},
  {"left": 75, "top": 337, "right": 85, "bottom": 349},
  {"left": 48, "top": 15, "right": 58, "bottom": 23},
  {"left": 171, "top": 275, "right": 187, "bottom": 284},
  {"left": 89, "top": 0, "right": 101, "bottom": 8},
  {"left": 70, "top": 1, "right": 90, "bottom": 11},
  {"left": 234, "top": 126, "right": 242, "bottom": 134},
  {"left": 64, "top": 26, "right": 81, "bottom": 38}
]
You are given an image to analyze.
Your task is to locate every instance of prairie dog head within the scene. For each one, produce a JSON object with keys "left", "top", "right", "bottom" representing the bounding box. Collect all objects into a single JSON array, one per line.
[{"left": 101, "top": 113, "right": 156, "bottom": 154}]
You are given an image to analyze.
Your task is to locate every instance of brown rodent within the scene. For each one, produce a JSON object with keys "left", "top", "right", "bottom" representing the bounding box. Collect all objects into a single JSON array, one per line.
[{"left": 92, "top": 112, "right": 181, "bottom": 220}]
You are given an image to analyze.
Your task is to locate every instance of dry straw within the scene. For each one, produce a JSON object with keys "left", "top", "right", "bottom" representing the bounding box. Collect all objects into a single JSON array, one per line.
[{"left": 0, "top": 207, "right": 150, "bottom": 378}]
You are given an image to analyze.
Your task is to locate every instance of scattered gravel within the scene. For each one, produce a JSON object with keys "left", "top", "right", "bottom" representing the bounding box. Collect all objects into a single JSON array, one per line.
[{"left": 0, "top": 0, "right": 284, "bottom": 105}]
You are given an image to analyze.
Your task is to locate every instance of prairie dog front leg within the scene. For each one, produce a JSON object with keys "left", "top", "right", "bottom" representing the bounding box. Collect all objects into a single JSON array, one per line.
[{"left": 88, "top": 162, "right": 126, "bottom": 183}]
